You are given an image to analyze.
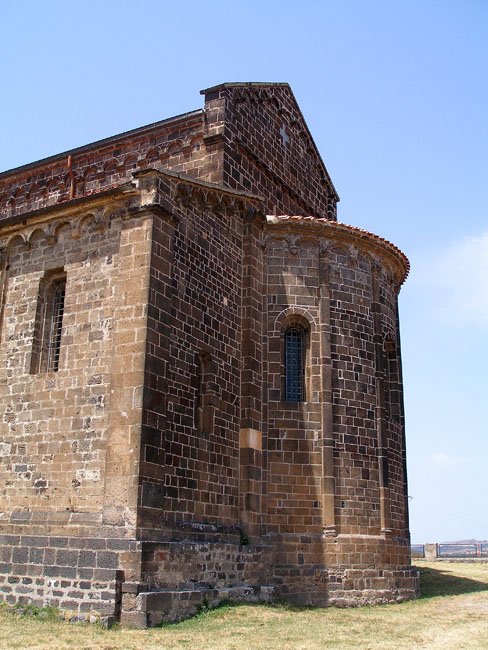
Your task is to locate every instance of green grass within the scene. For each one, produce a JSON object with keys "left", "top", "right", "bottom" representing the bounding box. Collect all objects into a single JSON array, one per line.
[
  {"left": 0, "top": 561, "right": 487, "bottom": 649},
  {"left": 3, "top": 603, "right": 61, "bottom": 620},
  {"left": 417, "top": 561, "right": 488, "bottom": 598}
]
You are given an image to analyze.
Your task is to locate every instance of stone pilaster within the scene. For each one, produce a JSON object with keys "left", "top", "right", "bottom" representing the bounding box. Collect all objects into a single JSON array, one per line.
[
  {"left": 371, "top": 264, "right": 392, "bottom": 535},
  {"left": 319, "top": 244, "right": 336, "bottom": 536},
  {"left": 239, "top": 209, "right": 265, "bottom": 536}
]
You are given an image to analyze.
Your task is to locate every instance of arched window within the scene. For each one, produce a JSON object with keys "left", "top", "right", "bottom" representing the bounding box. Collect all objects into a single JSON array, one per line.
[
  {"left": 30, "top": 271, "right": 67, "bottom": 373},
  {"left": 284, "top": 325, "right": 306, "bottom": 402},
  {"left": 46, "top": 280, "right": 66, "bottom": 372},
  {"left": 384, "top": 337, "right": 400, "bottom": 425}
]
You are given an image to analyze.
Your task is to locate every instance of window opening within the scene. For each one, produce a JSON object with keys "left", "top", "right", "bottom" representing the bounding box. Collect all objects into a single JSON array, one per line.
[
  {"left": 285, "top": 326, "right": 305, "bottom": 402},
  {"left": 30, "top": 270, "right": 67, "bottom": 374},
  {"left": 384, "top": 338, "right": 400, "bottom": 425},
  {"left": 46, "top": 281, "right": 66, "bottom": 372}
]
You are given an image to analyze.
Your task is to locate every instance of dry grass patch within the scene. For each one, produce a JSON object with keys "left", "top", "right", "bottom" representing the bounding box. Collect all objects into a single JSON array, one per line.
[{"left": 1, "top": 561, "right": 487, "bottom": 650}]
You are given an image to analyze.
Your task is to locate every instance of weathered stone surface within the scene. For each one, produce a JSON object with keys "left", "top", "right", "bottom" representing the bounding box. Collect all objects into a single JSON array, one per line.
[{"left": 0, "top": 82, "right": 417, "bottom": 625}]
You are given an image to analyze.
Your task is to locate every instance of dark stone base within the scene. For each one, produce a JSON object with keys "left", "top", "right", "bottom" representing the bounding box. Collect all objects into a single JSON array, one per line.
[
  {"left": 126, "top": 585, "right": 276, "bottom": 628},
  {"left": 0, "top": 532, "right": 420, "bottom": 627}
]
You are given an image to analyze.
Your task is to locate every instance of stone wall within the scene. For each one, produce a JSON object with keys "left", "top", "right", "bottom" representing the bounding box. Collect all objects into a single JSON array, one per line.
[
  {"left": 0, "top": 531, "right": 133, "bottom": 624},
  {"left": 0, "top": 83, "right": 338, "bottom": 227},
  {"left": 0, "top": 111, "right": 207, "bottom": 223},
  {"left": 0, "top": 83, "right": 418, "bottom": 624},
  {"left": 201, "top": 83, "right": 338, "bottom": 218},
  {"left": 262, "top": 216, "right": 413, "bottom": 604},
  {"left": 0, "top": 203, "right": 149, "bottom": 519},
  {"left": 0, "top": 189, "right": 154, "bottom": 621},
  {"left": 136, "top": 173, "right": 261, "bottom": 536}
]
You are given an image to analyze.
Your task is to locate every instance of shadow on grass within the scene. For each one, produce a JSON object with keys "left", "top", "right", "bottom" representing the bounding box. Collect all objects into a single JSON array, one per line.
[{"left": 415, "top": 565, "right": 488, "bottom": 599}]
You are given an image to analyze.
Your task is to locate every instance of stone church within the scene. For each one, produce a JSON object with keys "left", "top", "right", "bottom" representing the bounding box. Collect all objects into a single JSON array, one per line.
[{"left": 0, "top": 82, "right": 419, "bottom": 626}]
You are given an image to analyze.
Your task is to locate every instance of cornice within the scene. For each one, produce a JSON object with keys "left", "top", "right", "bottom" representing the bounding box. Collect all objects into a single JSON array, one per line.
[{"left": 266, "top": 215, "right": 410, "bottom": 284}]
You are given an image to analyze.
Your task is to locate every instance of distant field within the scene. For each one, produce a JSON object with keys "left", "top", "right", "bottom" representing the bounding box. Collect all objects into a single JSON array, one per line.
[{"left": 1, "top": 561, "right": 487, "bottom": 650}]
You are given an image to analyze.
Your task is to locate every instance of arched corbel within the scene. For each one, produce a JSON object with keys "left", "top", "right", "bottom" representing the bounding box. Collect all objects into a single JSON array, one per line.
[
  {"left": 286, "top": 234, "right": 301, "bottom": 255},
  {"left": 175, "top": 183, "right": 193, "bottom": 209},
  {"left": 346, "top": 243, "right": 360, "bottom": 268}
]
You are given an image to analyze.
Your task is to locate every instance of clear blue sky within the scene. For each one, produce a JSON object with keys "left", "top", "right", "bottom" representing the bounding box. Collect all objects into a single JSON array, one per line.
[{"left": 1, "top": 0, "right": 487, "bottom": 543}]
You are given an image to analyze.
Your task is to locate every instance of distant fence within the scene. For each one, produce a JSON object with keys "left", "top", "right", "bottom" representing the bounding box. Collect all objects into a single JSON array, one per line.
[
  {"left": 411, "top": 543, "right": 488, "bottom": 560},
  {"left": 411, "top": 544, "right": 426, "bottom": 558}
]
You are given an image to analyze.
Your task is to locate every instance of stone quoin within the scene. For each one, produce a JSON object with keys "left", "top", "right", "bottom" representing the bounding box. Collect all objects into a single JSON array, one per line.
[{"left": 0, "top": 83, "right": 419, "bottom": 626}]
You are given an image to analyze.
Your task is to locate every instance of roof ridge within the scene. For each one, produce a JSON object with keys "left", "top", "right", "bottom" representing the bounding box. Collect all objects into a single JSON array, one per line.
[{"left": 200, "top": 82, "right": 290, "bottom": 95}]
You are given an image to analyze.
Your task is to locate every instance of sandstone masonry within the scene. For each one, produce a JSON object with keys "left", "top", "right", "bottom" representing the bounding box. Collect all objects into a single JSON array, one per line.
[{"left": 0, "top": 83, "right": 419, "bottom": 626}]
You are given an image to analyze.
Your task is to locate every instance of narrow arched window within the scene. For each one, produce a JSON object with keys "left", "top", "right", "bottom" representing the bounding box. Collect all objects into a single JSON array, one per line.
[
  {"left": 46, "top": 280, "right": 66, "bottom": 372},
  {"left": 30, "top": 271, "right": 67, "bottom": 374},
  {"left": 384, "top": 337, "right": 400, "bottom": 425},
  {"left": 284, "top": 326, "right": 306, "bottom": 402}
]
